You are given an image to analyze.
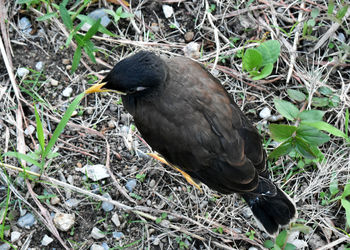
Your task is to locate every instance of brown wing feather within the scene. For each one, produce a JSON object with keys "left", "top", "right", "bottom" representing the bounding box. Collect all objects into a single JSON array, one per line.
[{"left": 124, "top": 56, "right": 266, "bottom": 193}]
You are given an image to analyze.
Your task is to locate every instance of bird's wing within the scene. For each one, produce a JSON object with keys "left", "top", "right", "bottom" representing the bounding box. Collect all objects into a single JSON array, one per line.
[{"left": 133, "top": 57, "right": 266, "bottom": 193}]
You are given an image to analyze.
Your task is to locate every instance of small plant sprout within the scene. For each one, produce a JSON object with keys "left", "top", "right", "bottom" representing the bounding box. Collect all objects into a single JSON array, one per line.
[{"left": 242, "top": 40, "right": 281, "bottom": 80}]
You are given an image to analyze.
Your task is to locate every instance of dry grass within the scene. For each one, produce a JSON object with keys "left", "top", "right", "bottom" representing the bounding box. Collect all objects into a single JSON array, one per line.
[{"left": 0, "top": 0, "right": 350, "bottom": 249}]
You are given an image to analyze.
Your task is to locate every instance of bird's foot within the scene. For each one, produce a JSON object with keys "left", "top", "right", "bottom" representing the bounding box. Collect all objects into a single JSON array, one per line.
[{"left": 147, "top": 153, "right": 202, "bottom": 192}]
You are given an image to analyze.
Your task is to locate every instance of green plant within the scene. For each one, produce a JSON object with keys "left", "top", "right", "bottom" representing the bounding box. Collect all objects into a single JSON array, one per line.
[
  {"left": 135, "top": 173, "right": 146, "bottom": 182},
  {"left": 175, "top": 234, "right": 192, "bottom": 249},
  {"left": 212, "top": 227, "right": 223, "bottom": 234},
  {"left": 327, "top": 1, "right": 349, "bottom": 21},
  {"left": 242, "top": 40, "right": 280, "bottom": 80},
  {"left": 326, "top": 179, "right": 350, "bottom": 229},
  {"left": 268, "top": 94, "right": 349, "bottom": 160},
  {"left": 4, "top": 93, "right": 85, "bottom": 175},
  {"left": 302, "top": 8, "right": 319, "bottom": 39},
  {"left": 155, "top": 212, "right": 167, "bottom": 224},
  {"left": 264, "top": 230, "right": 296, "bottom": 250},
  {"left": 104, "top": 6, "right": 134, "bottom": 25},
  {"left": 245, "top": 229, "right": 255, "bottom": 240}
]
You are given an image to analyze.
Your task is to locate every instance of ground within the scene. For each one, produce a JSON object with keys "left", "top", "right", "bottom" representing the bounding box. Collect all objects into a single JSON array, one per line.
[{"left": 0, "top": 0, "right": 350, "bottom": 249}]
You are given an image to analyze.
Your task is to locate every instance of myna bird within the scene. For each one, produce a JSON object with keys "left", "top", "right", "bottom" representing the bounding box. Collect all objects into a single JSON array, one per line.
[{"left": 86, "top": 51, "right": 296, "bottom": 235}]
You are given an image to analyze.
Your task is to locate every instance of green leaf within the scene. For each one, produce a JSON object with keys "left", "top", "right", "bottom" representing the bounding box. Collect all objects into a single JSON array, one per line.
[
  {"left": 256, "top": 40, "right": 281, "bottom": 65},
  {"left": 296, "top": 125, "right": 330, "bottom": 146},
  {"left": 46, "top": 151, "right": 60, "bottom": 159},
  {"left": 274, "top": 99, "right": 300, "bottom": 121},
  {"left": 275, "top": 230, "right": 288, "bottom": 247},
  {"left": 329, "top": 95, "right": 340, "bottom": 107},
  {"left": 285, "top": 243, "right": 297, "bottom": 250},
  {"left": 121, "top": 12, "right": 134, "bottom": 19},
  {"left": 65, "top": 22, "right": 85, "bottom": 47},
  {"left": 290, "top": 223, "right": 311, "bottom": 234},
  {"left": 263, "top": 239, "right": 274, "bottom": 248},
  {"left": 298, "top": 110, "right": 324, "bottom": 121},
  {"left": 71, "top": 45, "right": 82, "bottom": 73},
  {"left": 328, "top": 0, "right": 335, "bottom": 15},
  {"left": 329, "top": 175, "right": 339, "bottom": 196},
  {"left": 59, "top": 3, "right": 73, "bottom": 31},
  {"left": 341, "top": 199, "right": 350, "bottom": 226},
  {"left": 345, "top": 109, "right": 349, "bottom": 137},
  {"left": 36, "top": 12, "right": 57, "bottom": 21},
  {"left": 268, "top": 139, "right": 293, "bottom": 159},
  {"left": 4, "top": 152, "right": 42, "bottom": 168},
  {"left": 83, "top": 40, "right": 97, "bottom": 63},
  {"left": 76, "top": 15, "right": 115, "bottom": 37},
  {"left": 301, "top": 121, "right": 348, "bottom": 140},
  {"left": 116, "top": 6, "right": 123, "bottom": 16},
  {"left": 342, "top": 183, "right": 350, "bottom": 199},
  {"left": 336, "top": 5, "right": 349, "bottom": 20},
  {"left": 83, "top": 19, "right": 101, "bottom": 42},
  {"left": 243, "top": 48, "right": 262, "bottom": 72},
  {"left": 294, "top": 137, "right": 316, "bottom": 159},
  {"left": 252, "top": 63, "right": 273, "bottom": 80},
  {"left": 318, "top": 86, "right": 333, "bottom": 96},
  {"left": 155, "top": 217, "right": 162, "bottom": 224},
  {"left": 287, "top": 89, "right": 306, "bottom": 102},
  {"left": 43, "top": 92, "right": 85, "bottom": 158},
  {"left": 311, "top": 8, "right": 320, "bottom": 19},
  {"left": 34, "top": 105, "right": 45, "bottom": 152},
  {"left": 269, "top": 124, "right": 297, "bottom": 142},
  {"left": 312, "top": 97, "right": 329, "bottom": 107}
]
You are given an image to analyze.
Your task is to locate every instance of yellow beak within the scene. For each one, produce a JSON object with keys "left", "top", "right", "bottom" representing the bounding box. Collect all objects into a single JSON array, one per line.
[{"left": 85, "top": 80, "right": 126, "bottom": 95}]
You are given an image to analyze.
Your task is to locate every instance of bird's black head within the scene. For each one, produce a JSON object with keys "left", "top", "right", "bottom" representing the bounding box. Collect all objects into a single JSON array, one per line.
[{"left": 102, "top": 51, "right": 168, "bottom": 95}]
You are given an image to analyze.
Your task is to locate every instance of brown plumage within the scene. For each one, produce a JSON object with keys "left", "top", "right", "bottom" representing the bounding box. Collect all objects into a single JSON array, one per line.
[{"left": 86, "top": 51, "right": 297, "bottom": 235}]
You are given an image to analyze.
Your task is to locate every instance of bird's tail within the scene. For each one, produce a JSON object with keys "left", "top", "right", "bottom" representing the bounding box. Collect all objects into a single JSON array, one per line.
[{"left": 242, "top": 177, "right": 297, "bottom": 236}]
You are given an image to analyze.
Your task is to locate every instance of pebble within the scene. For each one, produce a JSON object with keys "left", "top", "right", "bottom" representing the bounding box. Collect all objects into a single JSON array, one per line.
[
  {"left": 101, "top": 242, "right": 109, "bottom": 250},
  {"left": 259, "top": 107, "right": 271, "bottom": 119},
  {"left": 76, "top": 164, "right": 110, "bottom": 181},
  {"left": 41, "top": 234, "right": 53, "bottom": 246},
  {"left": 91, "top": 227, "right": 105, "bottom": 240},
  {"left": 86, "top": 107, "right": 94, "bottom": 115},
  {"left": 183, "top": 42, "right": 200, "bottom": 59},
  {"left": 91, "top": 183, "right": 100, "bottom": 194},
  {"left": 35, "top": 61, "right": 44, "bottom": 71},
  {"left": 337, "top": 33, "right": 345, "bottom": 43},
  {"left": 102, "top": 193, "right": 114, "bottom": 212},
  {"left": 53, "top": 213, "right": 75, "bottom": 231},
  {"left": 160, "top": 219, "right": 170, "bottom": 228},
  {"left": 162, "top": 5, "right": 174, "bottom": 18},
  {"left": 17, "top": 213, "right": 36, "bottom": 228},
  {"left": 65, "top": 198, "right": 81, "bottom": 208},
  {"left": 0, "top": 243, "right": 10, "bottom": 250},
  {"left": 62, "top": 87, "right": 73, "bottom": 97},
  {"left": 17, "top": 67, "right": 29, "bottom": 77},
  {"left": 149, "top": 179, "right": 156, "bottom": 188},
  {"left": 111, "top": 213, "right": 121, "bottom": 227},
  {"left": 50, "top": 79, "right": 59, "bottom": 87},
  {"left": 10, "top": 231, "right": 21, "bottom": 242},
  {"left": 153, "top": 237, "right": 160, "bottom": 245},
  {"left": 112, "top": 231, "right": 124, "bottom": 240},
  {"left": 108, "top": 120, "right": 115, "bottom": 129},
  {"left": 24, "top": 125, "right": 35, "bottom": 135},
  {"left": 242, "top": 207, "right": 252, "bottom": 219},
  {"left": 62, "top": 59, "right": 70, "bottom": 65},
  {"left": 90, "top": 244, "right": 105, "bottom": 250},
  {"left": 125, "top": 179, "right": 137, "bottom": 192},
  {"left": 82, "top": 9, "right": 111, "bottom": 32},
  {"left": 19, "top": 17, "right": 32, "bottom": 34},
  {"left": 248, "top": 248, "right": 258, "bottom": 250},
  {"left": 51, "top": 196, "right": 60, "bottom": 205},
  {"left": 184, "top": 31, "right": 194, "bottom": 42}
]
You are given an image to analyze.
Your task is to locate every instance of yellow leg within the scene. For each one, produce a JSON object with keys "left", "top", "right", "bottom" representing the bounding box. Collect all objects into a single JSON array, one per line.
[{"left": 147, "top": 153, "right": 202, "bottom": 191}]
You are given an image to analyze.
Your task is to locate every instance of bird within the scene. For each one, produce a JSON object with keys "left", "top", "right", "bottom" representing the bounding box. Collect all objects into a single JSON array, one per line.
[{"left": 85, "top": 51, "right": 297, "bottom": 235}]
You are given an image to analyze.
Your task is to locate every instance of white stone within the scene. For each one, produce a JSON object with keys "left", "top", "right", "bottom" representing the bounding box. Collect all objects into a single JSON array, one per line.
[
  {"left": 90, "top": 244, "right": 105, "bottom": 250},
  {"left": 259, "top": 107, "right": 271, "bottom": 119},
  {"left": 41, "top": 234, "right": 53, "bottom": 246},
  {"left": 10, "top": 231, "right": 21, "bottom": 242},
  {"left": 76, "top": 164, "right": 110, "bottom": 181},
  {"left": 17, "top": 67, "right": 29, "bottom": 77},
  {"left": 62, "top": 87, "right": 73, "bottom": 97},
  {"left": 91, "top": 227, "right": 105, "bottom": 239},
  {"left": 111, "top": 213, "right": 121, "bottom": 227},
  {"left": 35, "top": 61, "right": 44, "bottom": 71},
  {"left": 183, "top": 42, "right": 200, "bottom": 59},
  {"left": 24, "top": 125, "right": 35, "bottom": 135},
  {"left": 162, "top": 5, "right": 174, "bottom": 18},
  {"left": 53, "top": 213, "right": 75, "bottom": 231},
  {"left": 50, "top": 79, "right": 59, "bottom": 86}
]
